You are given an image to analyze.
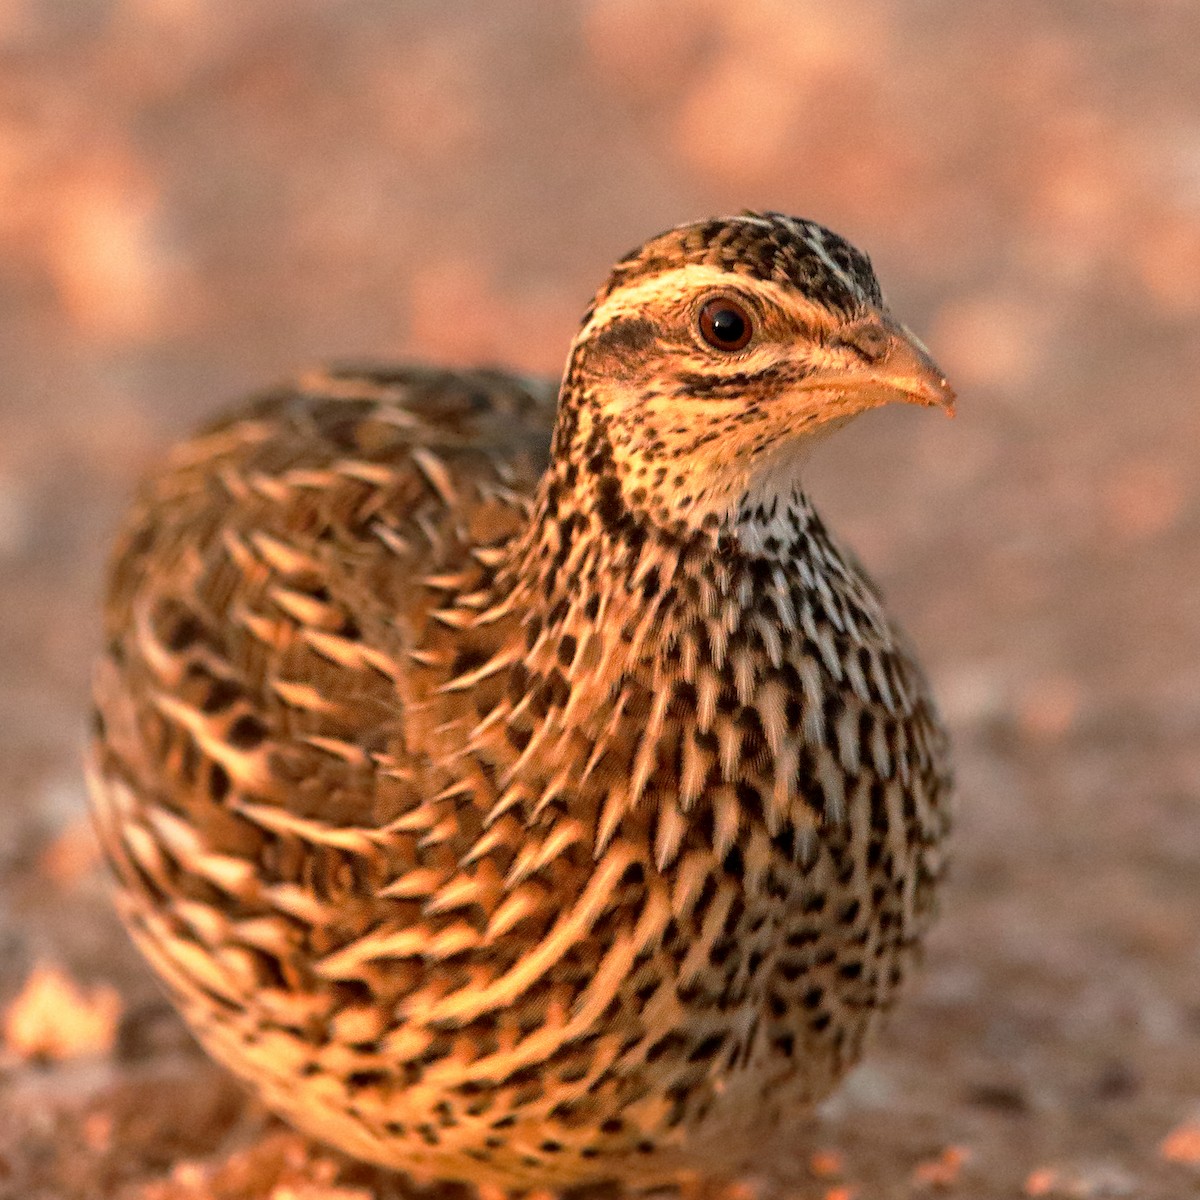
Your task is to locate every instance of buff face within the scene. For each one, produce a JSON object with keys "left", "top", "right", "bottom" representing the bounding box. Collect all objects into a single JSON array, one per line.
[{"left": 560, "top": 216, "right": 953, "bottom": 533}]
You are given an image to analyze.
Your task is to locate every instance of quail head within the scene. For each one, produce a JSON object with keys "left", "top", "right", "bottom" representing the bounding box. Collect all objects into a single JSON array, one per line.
[{"left": 89, "top": 212, "right": 955, "bottom": 1192}]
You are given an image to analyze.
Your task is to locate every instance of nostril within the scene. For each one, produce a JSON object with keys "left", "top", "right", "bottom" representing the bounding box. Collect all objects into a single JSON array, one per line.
[{"left": 840, "top": 322, "right": 891, "bottom": 362}]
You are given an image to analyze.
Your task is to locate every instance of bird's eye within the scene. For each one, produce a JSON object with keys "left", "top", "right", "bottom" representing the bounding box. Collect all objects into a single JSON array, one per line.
[{"left": 698, "top": 297, "right": 753, "bottom": 352}]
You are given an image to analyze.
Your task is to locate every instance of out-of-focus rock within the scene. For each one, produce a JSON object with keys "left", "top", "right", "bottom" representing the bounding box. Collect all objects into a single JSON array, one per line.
[{"left": 4, "top": 962, "right": 121, "bottom": 1062}]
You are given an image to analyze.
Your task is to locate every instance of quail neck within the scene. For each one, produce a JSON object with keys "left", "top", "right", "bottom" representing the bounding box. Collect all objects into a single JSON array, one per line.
[{"left": 88, "top": 212, "right": 955, "bottom": 1191}]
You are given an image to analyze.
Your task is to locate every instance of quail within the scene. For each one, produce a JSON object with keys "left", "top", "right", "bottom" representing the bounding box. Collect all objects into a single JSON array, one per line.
[{"left": 88, "top": 213, "right": 955, "bottom": 1192}]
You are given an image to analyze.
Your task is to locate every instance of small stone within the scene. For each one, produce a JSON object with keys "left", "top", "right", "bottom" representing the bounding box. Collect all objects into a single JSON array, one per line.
[{"left": 3, "top": 962, "right": 121, "bottom": 1062}]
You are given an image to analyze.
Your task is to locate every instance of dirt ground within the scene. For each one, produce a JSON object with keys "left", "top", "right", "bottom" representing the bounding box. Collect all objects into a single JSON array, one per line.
[{"left": 2, "top": 3, "right": 1200, "bottom": 1197}]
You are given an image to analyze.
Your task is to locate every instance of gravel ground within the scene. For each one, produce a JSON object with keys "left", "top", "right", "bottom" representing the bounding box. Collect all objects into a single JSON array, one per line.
[{"left": 2, "top": 3, "right": 1200, "bottom": 1197}]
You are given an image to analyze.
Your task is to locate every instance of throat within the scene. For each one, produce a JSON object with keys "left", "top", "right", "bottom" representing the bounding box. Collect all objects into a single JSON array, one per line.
[{"left": 728, "top": 489, "right": 817, "bottom": 559}]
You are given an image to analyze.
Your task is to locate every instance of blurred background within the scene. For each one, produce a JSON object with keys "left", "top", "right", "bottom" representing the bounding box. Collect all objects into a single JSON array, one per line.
[{"left": 2, "top": 2, "right": 1200, "bottom": 1197}]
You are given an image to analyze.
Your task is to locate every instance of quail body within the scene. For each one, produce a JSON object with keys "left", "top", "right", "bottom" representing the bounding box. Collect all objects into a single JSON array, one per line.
[{"left": 89, "top": 214, "right": 954, "bottom": 1191}]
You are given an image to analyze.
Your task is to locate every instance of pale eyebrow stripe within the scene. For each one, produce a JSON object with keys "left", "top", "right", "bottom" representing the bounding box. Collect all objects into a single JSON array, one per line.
[{"left": 581, "top": 266, "right": 832, "bottom": 340}]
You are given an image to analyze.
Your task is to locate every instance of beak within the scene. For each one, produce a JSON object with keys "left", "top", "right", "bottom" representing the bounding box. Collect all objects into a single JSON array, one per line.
[{"left": 816, "top": 314, "right": 956, "bottom": 416}]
